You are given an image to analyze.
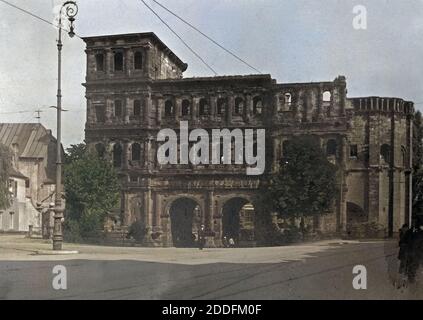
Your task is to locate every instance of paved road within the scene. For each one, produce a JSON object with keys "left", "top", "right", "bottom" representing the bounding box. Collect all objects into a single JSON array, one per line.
[{"left": 0, "top": 236, "right": 421, "bottom": 300}]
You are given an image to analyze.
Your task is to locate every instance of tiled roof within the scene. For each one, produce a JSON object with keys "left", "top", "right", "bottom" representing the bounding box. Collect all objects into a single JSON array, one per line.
[{"left": 0, "top": 123, "right": 56, "bottom": 159}]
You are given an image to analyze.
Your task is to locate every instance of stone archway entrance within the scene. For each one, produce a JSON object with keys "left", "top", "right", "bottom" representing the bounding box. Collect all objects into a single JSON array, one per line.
[
  {"left": 169, "top": 198, "right": 201, "bottom": 247},
  {"left": 222, "top": 198, "right": 256, "bottom": 247}
]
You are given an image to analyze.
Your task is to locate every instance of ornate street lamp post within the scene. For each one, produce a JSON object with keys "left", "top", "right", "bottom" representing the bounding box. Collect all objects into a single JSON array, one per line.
[{"left": 53, "top": 1, "right": 78, "bottom": 251}]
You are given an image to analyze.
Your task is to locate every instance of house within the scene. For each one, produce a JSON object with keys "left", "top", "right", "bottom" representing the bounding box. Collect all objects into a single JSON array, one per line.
[{"left": 0, "top": 123, "right": 58, "bottom": 233}]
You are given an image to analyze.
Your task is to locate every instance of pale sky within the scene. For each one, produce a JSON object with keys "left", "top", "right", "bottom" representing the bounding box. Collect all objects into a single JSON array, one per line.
[{"left": 0, "top": 0, "right": 422, "bottom": 147}]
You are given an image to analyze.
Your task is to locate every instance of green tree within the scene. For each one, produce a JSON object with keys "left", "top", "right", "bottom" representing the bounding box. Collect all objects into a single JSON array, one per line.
[
  {"left": 64, "top": 143, "right": 120, "bottom": 239},
  {"left": 413, "top": 111, "right": 423, "bottom": 216},
  {"left": 259, "top": 136, "right": 339, "bottom": 230},
  {"left": 0, "top": 144, "right": 11, "bottom": 210}
]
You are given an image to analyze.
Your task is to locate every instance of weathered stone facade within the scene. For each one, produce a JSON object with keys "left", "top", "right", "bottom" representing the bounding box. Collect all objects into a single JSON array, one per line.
[{"left": 83, "top": 33, "right": 414, "bottom": 247}]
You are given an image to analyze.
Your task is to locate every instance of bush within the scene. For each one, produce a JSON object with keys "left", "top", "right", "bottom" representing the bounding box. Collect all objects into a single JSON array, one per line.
[
  {"left": 63, "top": 219, "right": 82, "bottom": 243},
  {"left": 128, "top": 220, "right": 148, "bottom": 243}
]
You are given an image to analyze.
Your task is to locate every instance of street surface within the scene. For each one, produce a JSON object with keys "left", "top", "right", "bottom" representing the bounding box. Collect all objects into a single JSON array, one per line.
[{"left": 0, "top": 235, "right": 421, "bottom": 300}]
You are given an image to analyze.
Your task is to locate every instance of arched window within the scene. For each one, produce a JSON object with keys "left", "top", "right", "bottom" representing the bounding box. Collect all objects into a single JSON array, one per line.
[
  {"left": 182, "top": 99, "right": 191, "bottom": 116},
  {"left": 253, "top": 96, "right": 263, "bottom": 115},
  {"left": 113, "top": 144, "right": 123, "bottom": 168},
  {"left": 114, "top": 52, "right": 124, "bottom": 71},
  {"left": 133, "top": 100, "right": 142, "bottom": 117},
  {"left": 165, "top": 100, "right": 174, "bottom": 118},
  {"left": 380, "top": 144, "right": 391, "bottom": 164},
  {"left": 95, "top": 53, "right": 104, "bottom": 72},
  {"left": 114, "top": 100, "right": 123, "bottom": 118},
  {"left": 285, "top": 93, "right": 292, "bottom": 105},
  {"left": 323, "top": 91, "right": 332, "bottom": 103},
  {"left": 134, "top": 52, "right": 143, "bottom": 70},
  {"left": 234, "top": 97, "right": 244, "bottom": 115},
  {"left": 217, "top": 98, "right": 227, "bottom": 116},
  {"left": 132, "top": 143, "right": 142, "bottom": 162},
  {"left": 326, "top": 139, "right": 337, "bottom": 156},
  {"left": 95, "top": 105, "right": 105, "bottom": 123},
  {"left": 199, "top": 99, "right": 210, "bottom": 116},
  {"left": 95, "top": 143, "right": 106, "bottom": 158}
]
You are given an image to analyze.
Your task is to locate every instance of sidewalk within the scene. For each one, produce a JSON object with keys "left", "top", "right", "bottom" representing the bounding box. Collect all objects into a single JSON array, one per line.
[{"left": 0, "top": 234, "right": 373, "bottom": 265}]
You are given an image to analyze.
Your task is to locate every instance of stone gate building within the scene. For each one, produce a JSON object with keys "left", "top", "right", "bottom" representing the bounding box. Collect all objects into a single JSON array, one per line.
[{"left": 82, "top": 32, "right": 414, "bottom": 247}]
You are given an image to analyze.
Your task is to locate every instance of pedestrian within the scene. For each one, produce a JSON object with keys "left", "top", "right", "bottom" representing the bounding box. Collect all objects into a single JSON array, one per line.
[
  {"left": 198, "top": 225, "right": 206, "bottom": 250},
  {"left": 229, "top": 237, "right": 235, "bottom": 248},
  {"left": 222, "top": 236, "right": 228, "bottom": 248}
]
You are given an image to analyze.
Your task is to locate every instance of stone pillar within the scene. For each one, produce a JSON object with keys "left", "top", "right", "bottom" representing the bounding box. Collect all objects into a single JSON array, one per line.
[
  {"left": 207, "top": 191, "right": 214, "bottom": 232},
  {"left": 124, "top": 97, "right": 131, "bottom": 124},
  {"left": 157, "top": 96, "right": 163, "bottom": 125},
  {"left": 192, "top": 96, "right": 199, "bottom": 123},
  {"left": 123, "top": 141, "right": 130, "bottom": 170},
  {"left": 125, "top": 49, "right": 132, "bottom": 77},
  {"left": 273, "top": 93, "right": 280, "bottom": 116},
  {"left": 210, "top": 96, "right": 217, "bottom": 121},
  {"left": 106, "top": 98, "right": 113, "bottom": 124},
  {"left": 245, "top": 95, "right": 252, "bottom": 122},
  {"left": 175, "top": 97, "right": 182, "bottom": 122},
  {"left": 227, "top": 95, "right": 234, "bottom": 125},
  {"left": 154, "top": 192, "right": 162, "bottom": 232},
  {"left": 273, "top": 137, "right": 279, "bottom": 171},
  {"left": 105, "top": 49, "right": 113, "bottom": 74},
  {"left": 145, "top": 94, "right": 152, "bottom": 125}
]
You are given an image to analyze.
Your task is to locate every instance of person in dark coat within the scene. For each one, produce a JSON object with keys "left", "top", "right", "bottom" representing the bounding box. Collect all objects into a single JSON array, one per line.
[{"left": 198, "top": 225, "right": 206, "bottom": 250}]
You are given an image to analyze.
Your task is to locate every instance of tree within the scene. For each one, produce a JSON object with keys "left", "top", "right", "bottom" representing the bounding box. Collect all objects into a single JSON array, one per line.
[
  {"left": 413, "top": 111, "right": 423, "bottom": 216},
  {"left": 259, "top": 136, "right": 339, "bottom": 231},
  {"left": 0, "top": 144, "right": 11, "bottom": 210},
  {"left": 64, "top": 143, "right": 120, "bottom": 239}
]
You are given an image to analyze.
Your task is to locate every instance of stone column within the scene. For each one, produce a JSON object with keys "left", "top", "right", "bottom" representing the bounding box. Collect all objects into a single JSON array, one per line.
[
  {"left": 106, "top": 98, "right": 113, "bottom": 124},
  {"left": 175, "top": 97, "right": 182, "bottom": 122},
  {"left": 192, "top": 96, "right": 199, "bottom": 123},
  {"left": 273, "top": 137, "right": 279, "bottom": 171},
  {"left": 123, "top": 141, "right": 130, "bottom": 170},
  {"left": 105, "top": 49, "right": 113, "bottom": 74},
  {"left": 227, "top": 95, "right": 234, "bottom": 125},
  {"left": 124, "top": 97, "right": 131, "bottom": 124},
  {"left": 207, "top": 191, "right": 214, "bottom": 232},
  {"left": 245, "top": 95, "right": 252, "bottom": 122},
  {"left": 273, "top": 94, "right": 280, "bottom": 116},
  {"left": 157, "top": 96, "right": 163, "bottom": 125},
  {"left": 154, "top": 192, "right": 162, "bottom": 232},
  {"left": 125, "top": 49, "right": 132, "bottom": 77},
  {"left": 210, "top": 96, "right": 217, "bottom": 121},
  {"left": 144, "top": 94, "right": 152, "bottom": 125}
]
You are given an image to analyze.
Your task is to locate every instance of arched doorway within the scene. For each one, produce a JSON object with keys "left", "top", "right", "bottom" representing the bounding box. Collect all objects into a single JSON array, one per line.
[
  {"left": 222, "top": 198, "right": 256, "bottom": 246},
  {"left": 346, "top": 202, "right": 368, "bottom": 237},
  {"left": 169, "top": 198, "right": 201, "bottom": 247}
]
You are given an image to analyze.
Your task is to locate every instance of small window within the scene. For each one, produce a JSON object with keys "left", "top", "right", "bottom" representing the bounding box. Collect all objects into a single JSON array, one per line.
[
  {"left": 323, "top": 91, "right": 332, "bottom": 103},
  {"left": 134, "top": 100, "right": 142, "bottom": 117},
  {"left": 95, "top": 105, "right": 106, "bottom": 123},
  {"left": 217, "top": 98, "right": 227, "bottom": 116},
  {"left": 253, "top": 97, "right": 263, "bottom": 115},
  {"left": 326, "top": 139, "right": 337, "bottom": 156},
  {"left": 350, "top": 145, "right": 358, "bottom": 158},
  {"left": 380, "top": 144, "right": 391, "bottom": 164},
  {"left": 165, "top": 100, "right": 174, "bottom": 118},
  {"left": 113, "top": 144, "right": 123, "bottom": 168},
  {"left": 182, "top": 100, "right": 191, "bottom": 116},
  {"left": 95, "top": 53, "right": 104, "bottom": 72},
  {"left": 114, "top": 52, "right": 124, "bottom": 71},
  {"left": 199, "top": 99, "right": 210, "bottom": 116},
  {"left": 114, "top": 100, "right": 123, "bottom": 117},
  {"left": 25, "top": 180, "right": 30, "bottom": 189},
  {"left": 132, "top": 143, "right": 142, "bottom": 162},
  {"left": 234, "top": 97, "right": 244, "bottom": 115},
  {"left": 134, "top": 52, "right": 143, "bottom": 70},
  {"left": 285, "top": 93, "right": 292, "bottom": 105}
]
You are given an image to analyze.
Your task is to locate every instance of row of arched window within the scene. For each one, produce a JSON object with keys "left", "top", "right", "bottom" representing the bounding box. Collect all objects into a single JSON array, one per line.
[
  {"left": 278, "top": 91, "right": 332, "bottom": 112},
  {"left": 164, "top": 96, "right": 264, "bottom": 118},
  {"left": 94, "top": 50, "right": 144, "bottom": 73},
  {"left": 96, "top": 143, "right": 144, "bottom": 168}
]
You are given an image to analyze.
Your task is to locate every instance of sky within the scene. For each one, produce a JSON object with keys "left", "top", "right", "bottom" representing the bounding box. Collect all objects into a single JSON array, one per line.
[{"left": 0, "top": 0, "right": 422, "bottom": 147}]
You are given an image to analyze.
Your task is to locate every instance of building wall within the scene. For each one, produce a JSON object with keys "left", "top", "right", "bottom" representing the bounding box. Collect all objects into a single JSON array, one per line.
[{"left": 83, "top": 34, "right": 414, "bottom": 246}]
